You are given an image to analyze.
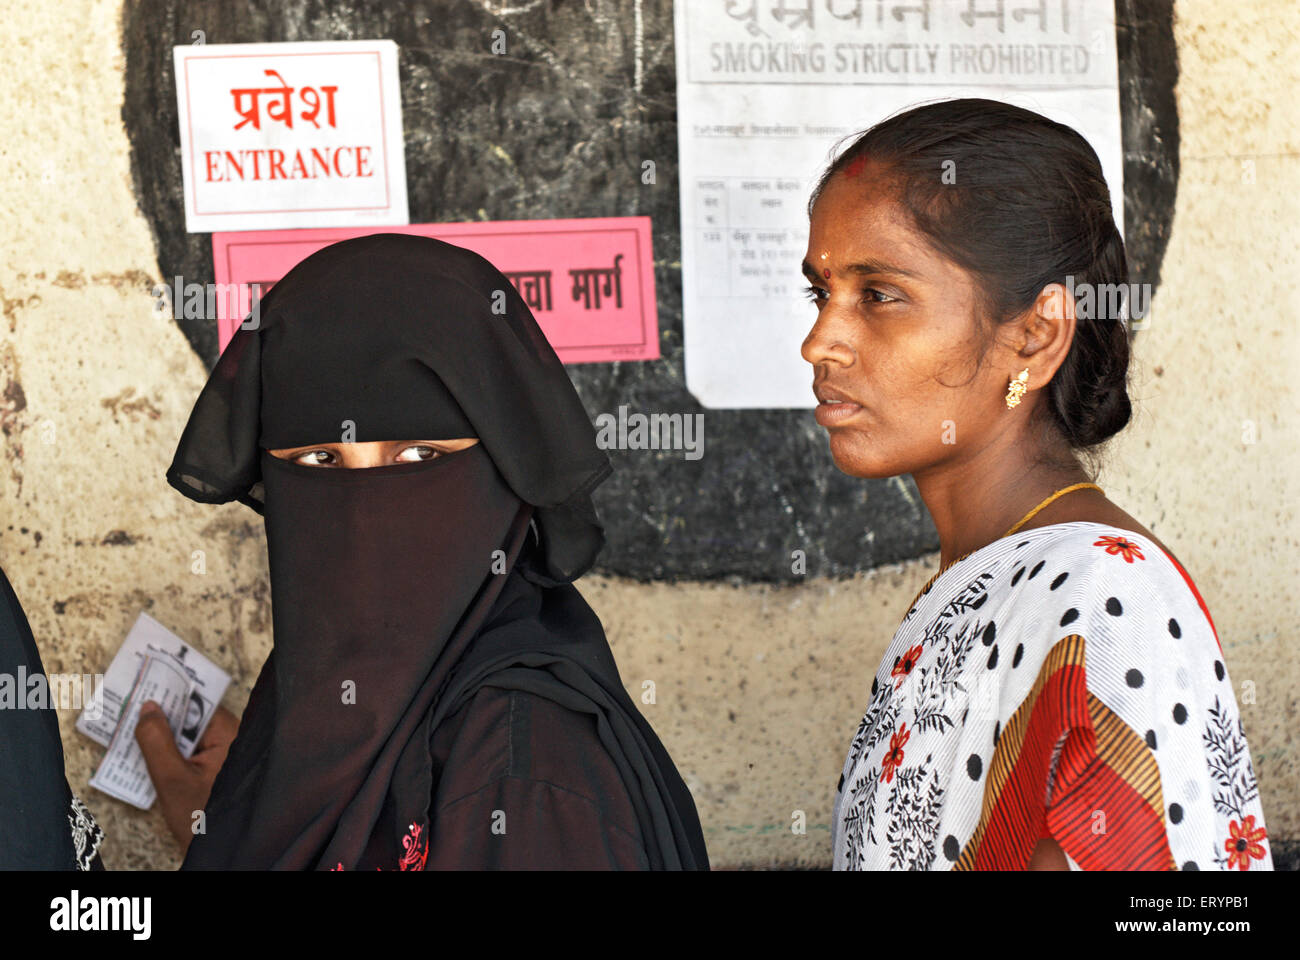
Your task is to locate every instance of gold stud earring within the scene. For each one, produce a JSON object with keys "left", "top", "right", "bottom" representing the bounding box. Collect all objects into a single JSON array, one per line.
[{"left": 1005, "top": 368, "right": 1030, "bottom": 409}]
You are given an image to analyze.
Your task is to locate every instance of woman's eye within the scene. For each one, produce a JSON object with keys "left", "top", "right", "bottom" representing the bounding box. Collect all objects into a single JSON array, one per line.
[
  {"left": 294, "top": 449, "right": 335, "bottom": 467},
  {"left": 802, "top": 284, "right": 894, "bottom": 305},
  {"left": 396, "top": 445, "right": 440, "bottom": 463}
]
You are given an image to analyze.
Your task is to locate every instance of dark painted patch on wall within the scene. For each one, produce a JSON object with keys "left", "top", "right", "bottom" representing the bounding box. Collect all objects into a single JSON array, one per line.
[{"left": 121, "top": 0, "right": 1179, "bottom": 582}]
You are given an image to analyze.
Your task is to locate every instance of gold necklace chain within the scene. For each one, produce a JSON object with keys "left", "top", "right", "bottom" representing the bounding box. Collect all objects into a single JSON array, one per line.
[
  {"left": 1003, "top": 482, "right": 1103, "bottom": 537},
  {"left": 903, "top": 482, "right": 1103, "bottom": 616}
]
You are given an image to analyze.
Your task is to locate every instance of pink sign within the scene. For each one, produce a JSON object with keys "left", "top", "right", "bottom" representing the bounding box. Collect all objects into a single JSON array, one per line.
[{"left": 210, "top": 217, "right": 659, "bottom": 364}]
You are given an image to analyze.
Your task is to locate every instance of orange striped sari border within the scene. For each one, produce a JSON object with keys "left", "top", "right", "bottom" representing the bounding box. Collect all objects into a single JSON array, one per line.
[{"left": 954, "top": 634, "right": 1086, "bottom": 869}]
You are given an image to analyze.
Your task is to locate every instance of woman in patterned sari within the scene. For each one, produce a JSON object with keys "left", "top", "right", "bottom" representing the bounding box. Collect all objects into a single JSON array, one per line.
[{"left": 803, "top": 99, "right": 1270, "bottom": 871}]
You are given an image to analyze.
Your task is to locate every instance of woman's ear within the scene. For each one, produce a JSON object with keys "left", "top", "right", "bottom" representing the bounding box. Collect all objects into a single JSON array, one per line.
[{"left": 1015, "top": 282, "right": 1078, "bottom": 389}]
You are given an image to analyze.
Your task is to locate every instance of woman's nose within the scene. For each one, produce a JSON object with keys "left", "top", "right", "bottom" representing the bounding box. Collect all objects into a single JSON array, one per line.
[{"left": 801, "top": 312, "right": 856, "bottom": 368}]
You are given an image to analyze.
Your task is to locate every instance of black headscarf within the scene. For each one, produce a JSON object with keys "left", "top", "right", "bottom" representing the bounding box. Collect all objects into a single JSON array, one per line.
[{"left": 169, "top": 233, "right": 707, "bottom": 870}]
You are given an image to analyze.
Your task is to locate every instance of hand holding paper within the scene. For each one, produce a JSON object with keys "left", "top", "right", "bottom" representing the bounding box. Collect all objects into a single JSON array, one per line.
[
  {"left": 79, "top": 613, "right": 233, "bottom": 811},
  {"left": 134, "top": 700, "right": 239, "bottom": 854}
]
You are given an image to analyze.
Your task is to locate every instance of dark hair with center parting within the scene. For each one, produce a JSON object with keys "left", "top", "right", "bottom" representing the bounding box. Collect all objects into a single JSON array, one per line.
[{"left": 809, "top": 98, "right": 1134, "bottom": 458}]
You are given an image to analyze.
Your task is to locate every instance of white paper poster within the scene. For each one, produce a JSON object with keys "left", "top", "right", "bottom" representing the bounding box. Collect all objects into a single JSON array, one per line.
[
  {"left": 674, "top": 0, "right": 1124, "bottom": 409},
  {"left": 174, "top": 40, "right": 409, "bottom": 232}
]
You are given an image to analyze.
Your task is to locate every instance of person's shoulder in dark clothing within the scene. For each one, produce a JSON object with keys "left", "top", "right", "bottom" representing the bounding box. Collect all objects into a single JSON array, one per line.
[{"left": 427, "top": 684, "right": 650, "bottom": 870}]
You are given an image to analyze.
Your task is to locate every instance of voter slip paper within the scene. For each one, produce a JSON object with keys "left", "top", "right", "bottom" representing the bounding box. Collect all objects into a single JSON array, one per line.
[{"left": 77, "top": 611, "right": 232, "bottom": 810}]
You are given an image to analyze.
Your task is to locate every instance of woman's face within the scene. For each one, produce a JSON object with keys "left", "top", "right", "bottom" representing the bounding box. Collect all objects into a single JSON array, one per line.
[
  {"left": 184, "top": 694, "right": 204, "bottom": 730},
  {"left": 267, "top": 439, "right": 479, "bottom": 468},
  {"left": 801, "top": 161, "right": 1011, "bottom": 480}
]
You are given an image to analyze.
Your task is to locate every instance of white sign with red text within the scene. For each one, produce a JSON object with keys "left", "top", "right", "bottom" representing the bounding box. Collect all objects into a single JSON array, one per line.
[{"left": 173, "top": 40, "right": 409, "bottom": 232}]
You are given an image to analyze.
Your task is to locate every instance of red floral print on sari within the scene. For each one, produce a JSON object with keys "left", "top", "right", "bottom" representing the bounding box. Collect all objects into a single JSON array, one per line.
[
  {"left": 892, "top": 644, "right": 925, "bottom": 689},
  {"left": 880, "top": 722, "right": 910, "bottom": 784},
  {"left": 1224, "top": 815, "right": 1268, "bottom": 871},
  {"left": 1094, "top": 534, "right": 1144, "bottom": 563}
]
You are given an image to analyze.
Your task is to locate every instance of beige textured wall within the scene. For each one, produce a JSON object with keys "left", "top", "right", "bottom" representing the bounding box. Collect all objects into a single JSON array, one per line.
[{"left": 0, "top": 0, "right": 1294, "bottom": 870}]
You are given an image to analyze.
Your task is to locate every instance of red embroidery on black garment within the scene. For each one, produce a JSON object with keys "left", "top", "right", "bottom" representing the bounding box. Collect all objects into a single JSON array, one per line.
[
  {"left": 326, "top": 821, "right": 429, "bottom": 871},
  {"left": 398, "top": 821, "right": 428, "bottom": 871}
]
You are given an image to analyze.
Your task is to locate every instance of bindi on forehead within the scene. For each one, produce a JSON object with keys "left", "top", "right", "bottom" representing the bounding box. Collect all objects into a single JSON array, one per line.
[{"left": 801, "top": 257, "right": 835, "bottom": 287}]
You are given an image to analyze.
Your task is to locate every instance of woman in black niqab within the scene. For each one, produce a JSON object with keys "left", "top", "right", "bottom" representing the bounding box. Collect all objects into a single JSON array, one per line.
[{"left": 168, "top": 233, "right": 708, "bottom": 870}]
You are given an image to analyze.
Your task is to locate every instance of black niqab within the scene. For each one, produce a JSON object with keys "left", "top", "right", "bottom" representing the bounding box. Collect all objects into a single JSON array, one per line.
[{"left": 169, "top": 233, "right": 707, "bottom": 870}]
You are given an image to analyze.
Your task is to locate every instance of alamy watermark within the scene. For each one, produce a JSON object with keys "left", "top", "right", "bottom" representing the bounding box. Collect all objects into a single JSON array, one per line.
[
  {"left": 151, "top": 276, "right": 264, "bottom": 329},
  {"left": 1057, "top": 275, "right": 1152, "bottom": 329},
  {"left": 594, "top": 405, "right": 704, "bottom": 461},
  {"left": 0, "top": 669, "right": 104, "bottom": 718}
]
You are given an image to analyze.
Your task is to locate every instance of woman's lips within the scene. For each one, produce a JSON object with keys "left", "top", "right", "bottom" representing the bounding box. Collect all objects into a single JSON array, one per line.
[
  {"left": 813, "top": 383, "right": 864, "bottom": 426},
  {"left": 814, "top": 400, "right": 863, "bottom": 426}
]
